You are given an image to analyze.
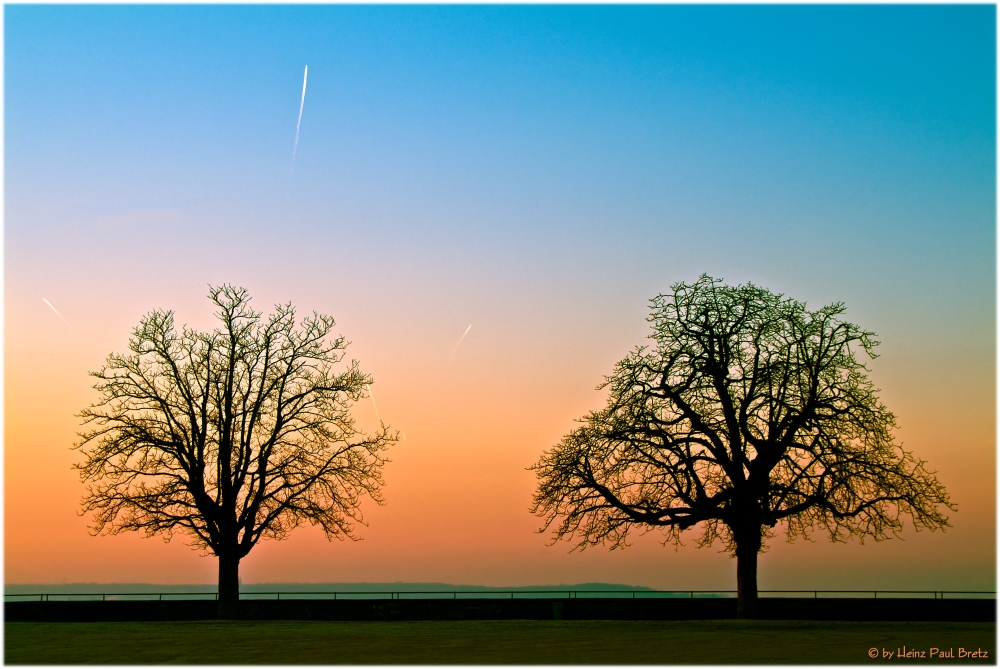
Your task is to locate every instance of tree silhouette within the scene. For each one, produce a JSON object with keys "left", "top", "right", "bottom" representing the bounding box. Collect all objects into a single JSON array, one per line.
[
  {"left": 531, "top": 276, "right": 953, "bottom": 618},
  {"left": 76, "top": 286, "right": 396, "bottom": 617}
]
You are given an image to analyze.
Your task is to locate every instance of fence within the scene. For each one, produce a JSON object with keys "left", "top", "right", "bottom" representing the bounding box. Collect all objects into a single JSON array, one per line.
[{"left": 5, "top": 589, "right": 995, "bottom": 602}]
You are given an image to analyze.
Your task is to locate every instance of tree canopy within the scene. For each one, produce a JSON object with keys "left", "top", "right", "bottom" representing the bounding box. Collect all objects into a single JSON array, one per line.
[
  {"left": 76, "top": 286, "right": 396, "bottom": 614},
  {"left": 531, "top": 275, "right": 952, "bottom": 617}
]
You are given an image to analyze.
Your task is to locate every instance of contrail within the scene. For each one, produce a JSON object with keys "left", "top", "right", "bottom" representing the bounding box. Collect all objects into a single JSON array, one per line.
[
  {"left": 291, "top": 65, "right": 308, "bottom": 163},
  {"left": 42, "top": 297, "right": 71, "bottom": 327},
  {"left": 365, "top": 384, "right": 381, "bottom": 421},
  {"left": 447, "top": 324, "right": 472, "bottom": 362}
]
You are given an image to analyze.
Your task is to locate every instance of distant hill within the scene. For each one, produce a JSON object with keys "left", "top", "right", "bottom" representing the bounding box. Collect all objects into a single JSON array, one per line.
[{"left": 5, "top": 582, "right": 656, "bottom": 595}]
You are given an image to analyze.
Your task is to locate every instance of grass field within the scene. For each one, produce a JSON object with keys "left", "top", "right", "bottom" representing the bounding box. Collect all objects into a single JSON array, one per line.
[{"left": 4, "top": 619, "right": 995, "bottom": 664}]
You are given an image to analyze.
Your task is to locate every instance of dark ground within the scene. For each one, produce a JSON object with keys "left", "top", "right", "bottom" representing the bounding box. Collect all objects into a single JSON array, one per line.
[
  {"left": 7, "top": 597, "right": 993, "bottom": 622},
  {"left": 5, "top": 619, "right": 996, "bottom": 664}
]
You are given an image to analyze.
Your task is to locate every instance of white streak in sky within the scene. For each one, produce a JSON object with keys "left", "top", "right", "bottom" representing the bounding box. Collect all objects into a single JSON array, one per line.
[
  {"left": 365, "top": 384, "right": 381, "bottom": 421},
  {"left": 42, "top": 297, "right": 71, "bottom": 327},
  {"left": 447, "top": 324, "right": 473, "bottom": 362},
  {"left": 291, "top": 65, "right": 308, "bottom": 163}
]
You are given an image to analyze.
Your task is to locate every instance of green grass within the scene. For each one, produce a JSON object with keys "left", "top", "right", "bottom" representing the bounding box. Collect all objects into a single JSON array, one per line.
[{"left": 5, "top": 619, "right": 995, "bottom": 664}]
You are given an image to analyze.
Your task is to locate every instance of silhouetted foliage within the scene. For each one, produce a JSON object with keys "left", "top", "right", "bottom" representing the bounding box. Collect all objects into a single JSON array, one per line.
[
  {"left": 531, "top": 276, "right": 952, "bottom": 618},
  {"left": 76, "top": 286, "right": 396, "bottom": 616}
]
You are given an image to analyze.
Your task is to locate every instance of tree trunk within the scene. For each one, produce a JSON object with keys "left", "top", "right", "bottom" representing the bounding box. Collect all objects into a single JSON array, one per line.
[
  {"left": 217, "top": 552, "right": 241, "bottom": 619},
  {"left": 734, "top": 525, "right": 762, "bottom": 619}
]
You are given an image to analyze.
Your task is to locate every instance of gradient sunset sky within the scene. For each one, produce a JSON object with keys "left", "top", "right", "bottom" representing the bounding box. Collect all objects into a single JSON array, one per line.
[{"left": 5, "top": 5, "right": 995, "bottom": 590}]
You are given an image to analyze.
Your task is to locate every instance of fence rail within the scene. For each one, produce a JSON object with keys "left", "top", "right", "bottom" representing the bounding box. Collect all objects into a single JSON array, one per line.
[{"left": 4, "top": 589, "right": 995, "bottom": 603}]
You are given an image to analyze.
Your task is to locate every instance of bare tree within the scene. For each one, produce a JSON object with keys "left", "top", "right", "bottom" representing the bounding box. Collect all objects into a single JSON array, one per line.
[
  {"left": 76, "top": 286, "right": 396, "bottom": 617},
  {"left": 531, "top": 276, "right": 953, "bottom": 618}
]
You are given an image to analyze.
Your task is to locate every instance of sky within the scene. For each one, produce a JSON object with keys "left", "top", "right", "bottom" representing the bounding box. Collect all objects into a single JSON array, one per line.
[{"left": 4, "top": 5, "right": 995, "bottom": 591}]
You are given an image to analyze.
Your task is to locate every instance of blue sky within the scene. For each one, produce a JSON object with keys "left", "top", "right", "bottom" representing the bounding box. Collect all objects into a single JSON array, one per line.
[{"left": 8, "top": 5, "right": 994, "bottom": 317}]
